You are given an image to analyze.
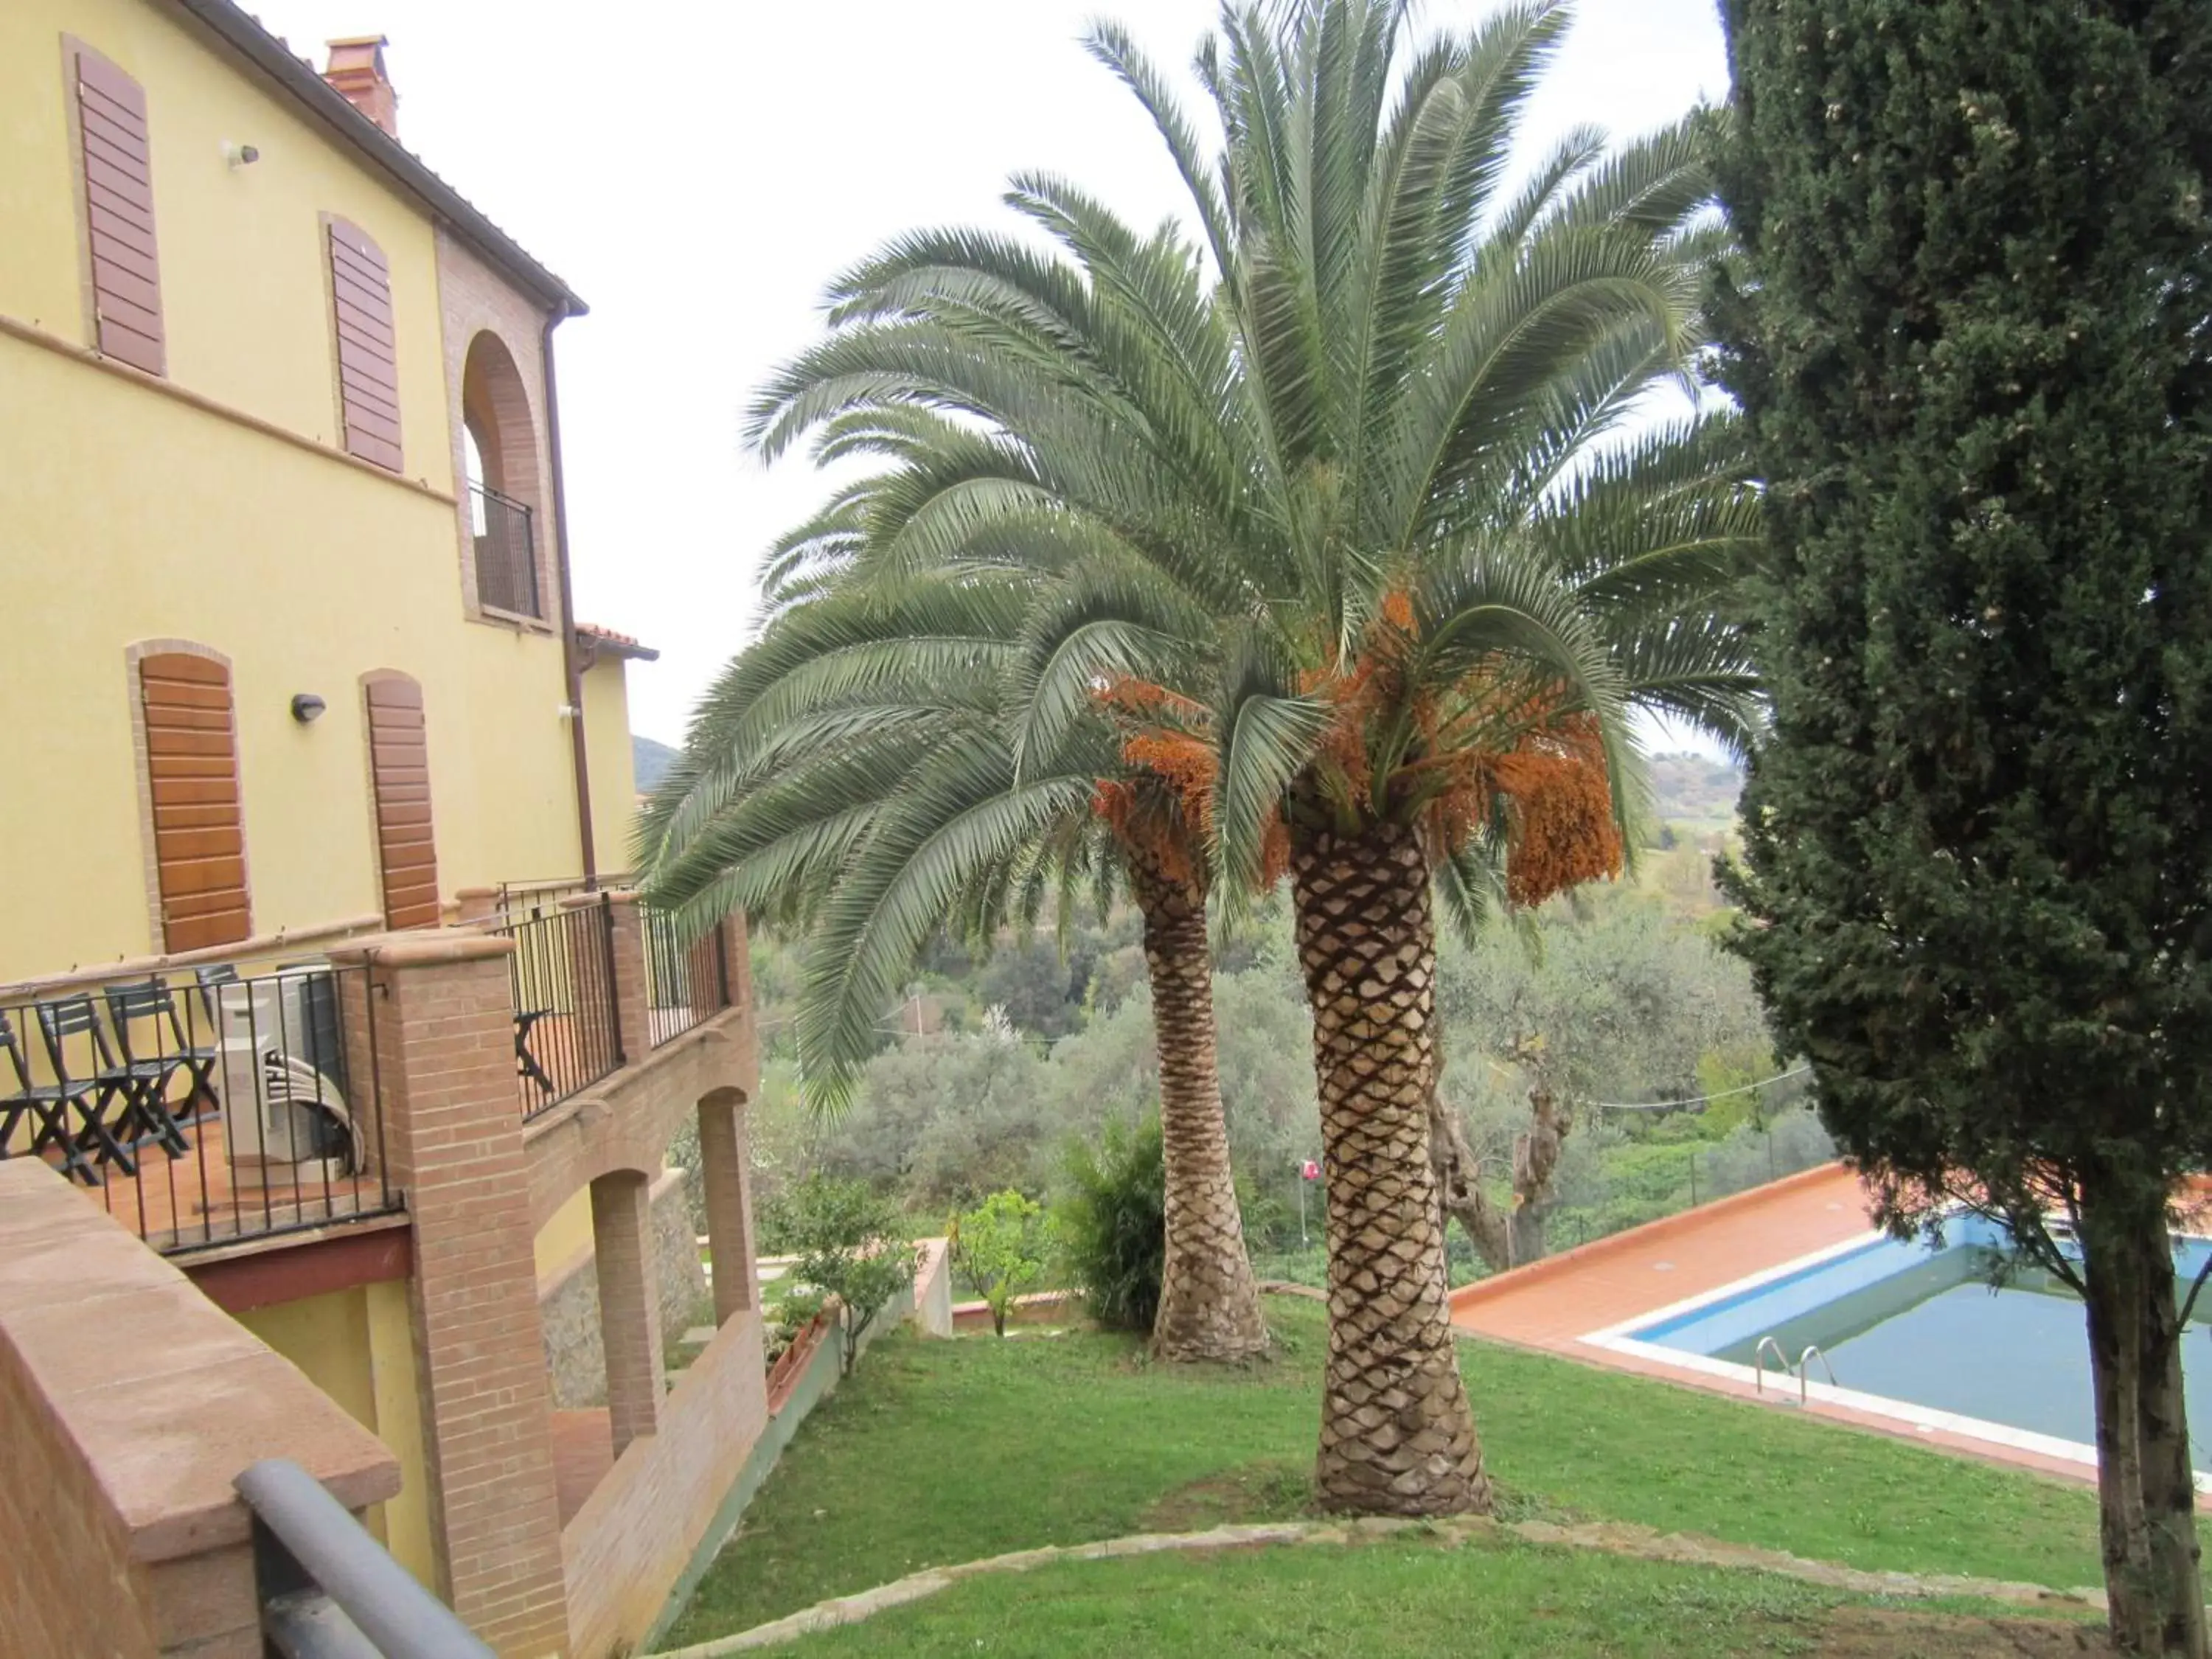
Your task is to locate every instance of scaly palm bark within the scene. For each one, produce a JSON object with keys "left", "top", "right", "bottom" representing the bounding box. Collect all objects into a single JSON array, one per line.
[
  {"left": 1291, "top": 818, "right": 1488, "bottom": 1514},
  {"left": 1126, "top": 849, "right": 1270, "bottom": 1363}
]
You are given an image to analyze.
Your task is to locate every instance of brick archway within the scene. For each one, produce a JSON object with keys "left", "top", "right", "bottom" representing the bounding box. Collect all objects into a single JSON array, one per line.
[{"left": 459, "top": 330, "right": 546, "bottom": 619}]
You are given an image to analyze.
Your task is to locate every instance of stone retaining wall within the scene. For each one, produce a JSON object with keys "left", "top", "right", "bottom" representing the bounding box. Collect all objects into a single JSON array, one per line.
[{"left": 541, "top": 1166, "right": 706, "bottom": 1407}]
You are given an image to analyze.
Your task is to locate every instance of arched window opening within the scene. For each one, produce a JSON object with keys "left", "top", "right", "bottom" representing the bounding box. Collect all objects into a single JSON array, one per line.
[
  {"left": 463, "top": 421, "right": 490, "bottom": 537},
  {"left": 459, "top": 333, "right": 541, "bottom": 618}
]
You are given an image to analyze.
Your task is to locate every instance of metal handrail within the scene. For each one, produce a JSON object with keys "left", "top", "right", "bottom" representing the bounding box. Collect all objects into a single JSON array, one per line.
[
  {"left": 1753, "top": 1335, "right": 1790, "bottom": 1396},
  {"left": 1798, "top": 1343, "right": 1837, "bottom": 1406},
  {"left": 469, "top": 481, "right": 539, "bottom": 618},
  {"left": 237, "top": 1458, "right": 492, "bottom": 1658}
]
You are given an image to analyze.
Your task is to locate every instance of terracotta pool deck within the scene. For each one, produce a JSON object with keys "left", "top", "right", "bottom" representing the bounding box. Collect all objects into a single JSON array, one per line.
[{"left": 1447, "top": 1162, "right": 2097, "bottom": 1487}]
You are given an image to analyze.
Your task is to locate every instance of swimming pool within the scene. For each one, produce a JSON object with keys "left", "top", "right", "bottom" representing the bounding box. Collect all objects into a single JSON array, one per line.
[{"left": 1584, "top": 1214, "right": 2212, "bottom": 1480}]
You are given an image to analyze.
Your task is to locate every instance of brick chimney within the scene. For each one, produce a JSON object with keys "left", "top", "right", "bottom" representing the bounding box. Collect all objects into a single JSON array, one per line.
[{"left": 323, "top": 35, "right": 397, "bottom": 138}]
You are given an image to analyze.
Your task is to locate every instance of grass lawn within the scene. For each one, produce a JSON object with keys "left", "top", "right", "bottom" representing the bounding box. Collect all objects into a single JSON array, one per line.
[
  {"left": 765, "top": 1537, "right": 2093, "bottom": 1659},
  {"left": 663, "top": 1295, "right": 2110, "bottom": 1649}
]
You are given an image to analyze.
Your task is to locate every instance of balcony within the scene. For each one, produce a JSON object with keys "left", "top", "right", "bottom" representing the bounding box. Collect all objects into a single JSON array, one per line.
[
  {"left": 0, "top": 884, "right": 763, "bottom": 1652},
  {"left": 1, "top": 956, "right": 401, "bottom": 1257},
  {"left": 470, "top": 479, "right": 540, "bottom": 617},
  {"left": 493, "top": 884, "right": 736, "bottom": 1121},
  {"left": 0, "top": 883, "right": 740, "bottom": 1259}
]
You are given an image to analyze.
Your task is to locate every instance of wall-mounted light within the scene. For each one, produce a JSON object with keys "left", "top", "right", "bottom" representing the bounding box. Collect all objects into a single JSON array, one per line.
[
  {"left": 291, "top": 693, "right": 327, "bottom": 724},
  {"left": 224, "top": 142, "right": 261, "bottom": 168}
]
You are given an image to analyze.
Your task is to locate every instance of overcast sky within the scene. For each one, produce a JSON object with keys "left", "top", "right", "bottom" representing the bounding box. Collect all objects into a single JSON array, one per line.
[{"left": 242, "top": 0, "right": 1731, "bottom": 745}]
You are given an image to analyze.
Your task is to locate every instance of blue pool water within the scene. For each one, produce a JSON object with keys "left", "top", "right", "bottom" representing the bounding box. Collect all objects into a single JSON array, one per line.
[{"left": 1630, "top": 1217, "right": 2212, "bottom": 1461}]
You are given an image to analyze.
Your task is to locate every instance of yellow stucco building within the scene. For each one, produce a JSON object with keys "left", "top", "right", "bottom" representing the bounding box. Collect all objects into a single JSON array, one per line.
[
  {"left": 1, "top": 0, "right": 646, "bottom": 990},
  {"left": 1, "top": 0, "right": 665, "bottom": 1601}
]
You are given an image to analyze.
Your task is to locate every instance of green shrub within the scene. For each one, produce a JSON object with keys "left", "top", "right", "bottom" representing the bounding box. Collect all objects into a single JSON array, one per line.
[
  {"left": 782, "top": 1174, "right": 919, "bottom": 1375},
  {"left": 949, "top": 1189, "right": 1050, "bottom": 1335},
  {"left": 1054, "top": 1117, "right": 1165, "bottom": 1333},
  {"left": 762, "top": 1287, "right": 827, "bottom": 1371}
]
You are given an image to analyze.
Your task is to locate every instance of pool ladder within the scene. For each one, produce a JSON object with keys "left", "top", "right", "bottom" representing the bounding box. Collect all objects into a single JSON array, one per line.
[{"left": 1753, "top": 1337, "right": 1836, "bottom": 1406}]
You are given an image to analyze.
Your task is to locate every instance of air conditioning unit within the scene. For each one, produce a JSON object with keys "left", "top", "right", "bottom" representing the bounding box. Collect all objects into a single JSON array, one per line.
[{"left": 209, "top": 970, "right": 358, "bottom": 1187}]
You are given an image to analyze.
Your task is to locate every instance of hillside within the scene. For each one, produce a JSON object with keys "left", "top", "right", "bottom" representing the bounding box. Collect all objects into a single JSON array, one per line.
[
  {"left": 633, "top": 734, "right": 678, "bottom": 793},
  {"left": 1647, "top": 751, "right": 1742, "bottom": 827}
]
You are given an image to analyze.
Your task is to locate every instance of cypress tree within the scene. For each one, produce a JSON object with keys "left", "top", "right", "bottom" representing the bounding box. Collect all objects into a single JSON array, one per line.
[{"left": 1712, "top": 3, "right": 2212, "bottom": 1650}]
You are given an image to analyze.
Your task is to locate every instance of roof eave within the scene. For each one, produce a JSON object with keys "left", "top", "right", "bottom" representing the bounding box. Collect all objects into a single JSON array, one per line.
[{"left": 164, "top": 0, "right": 587, "bottom": 316}]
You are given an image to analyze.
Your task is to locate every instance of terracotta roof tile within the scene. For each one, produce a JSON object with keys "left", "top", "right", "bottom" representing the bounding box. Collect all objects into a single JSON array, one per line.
[{"left": 577, "top": 622, "right": 657, "bottom": 662}]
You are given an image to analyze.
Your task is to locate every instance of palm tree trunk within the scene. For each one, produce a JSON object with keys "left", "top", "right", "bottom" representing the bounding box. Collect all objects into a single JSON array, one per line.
[
  {"left": 1126, "top": 851, "right": 1270, "bottom": 1363},
  {"left": 1290, "top": 817, "right": 1489, "bottom": 1517}
]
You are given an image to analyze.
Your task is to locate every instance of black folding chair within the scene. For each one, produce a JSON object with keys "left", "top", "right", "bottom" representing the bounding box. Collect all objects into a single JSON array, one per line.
[
  {"left": 513, "top": 1009, "right": 558, "bottom": 1105},
  {"left": 195, "top": 964, "right": 241, "bottom": 1029},
  {"left": 34, "top": 997, "right": 150, "bottom": 1178},
  {"left": 103, "top": 978, "right": 220, "bottom": 1135},
  {"left": 1, "top": 1009, "right": 94, "bottom": 1182}
]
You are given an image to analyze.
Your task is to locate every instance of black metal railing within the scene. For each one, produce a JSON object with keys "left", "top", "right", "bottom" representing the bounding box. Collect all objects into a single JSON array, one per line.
[
  {"left": 496, "top": 893, "right": 625, "bottom": 1120},
  {"left": 493, "top": 875, "right": 599, "bottom": 923},
  {"left": 470, "top": 481, "right": 539, "bottom": 619},
  {"left": 0, "top": 961, "right": 398, "bottom": 1256},
  {"left": 239, "top": 1458, "right": 493, "bottom": 1658},
  {"left": 642, "top": 905, "right": 731, "bottom": 1048}
]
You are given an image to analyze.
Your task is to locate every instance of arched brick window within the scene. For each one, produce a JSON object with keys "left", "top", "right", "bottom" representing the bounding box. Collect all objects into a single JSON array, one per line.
[{"left": 460, "top": 332, "right": 543, "bottom": 618}]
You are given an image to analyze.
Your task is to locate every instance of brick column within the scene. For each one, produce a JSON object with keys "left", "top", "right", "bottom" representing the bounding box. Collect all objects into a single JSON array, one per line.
[
  {"left": 589, "top": 1170, "right": 663, "bottom": 1456},
  {"left": 716, "top": 909, "right": 760, "bottom": 1086},
  {"left": 697, "top": 1087, "right": 756, "bottom": 1325},
  {"left": 328, "top": 931, "right": 569, "bottom": 1657},
  {"left": 717, "top": 910, "right": 754, "bottom": 1015}
]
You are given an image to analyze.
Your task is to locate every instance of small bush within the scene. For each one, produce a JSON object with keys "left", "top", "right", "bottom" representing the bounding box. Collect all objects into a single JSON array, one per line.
[
  {"left": 1054, "top": 1117, "right": 1165, "bottom": 1333},
  {"left": 949, "top": 1190, "right": 1050, "bottom": 1335},
  {"left": 781, "top": 1175, "right": 919, "bottom": 1375},
  {"left": 762, "top": 1287, "right": 827, "bottom": 1371}
]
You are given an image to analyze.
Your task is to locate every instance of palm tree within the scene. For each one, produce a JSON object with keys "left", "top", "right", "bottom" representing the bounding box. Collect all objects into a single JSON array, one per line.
[
  {"left": 744, "top": 0, "right": 1759, "bottom": 1513},
  {"left": 639, "top": 445, "right": 1272, "bottom": 1364}
]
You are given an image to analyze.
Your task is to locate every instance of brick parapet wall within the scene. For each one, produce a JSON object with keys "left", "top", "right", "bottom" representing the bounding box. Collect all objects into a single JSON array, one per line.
[
  {"left": 0, "top": 1161, "right": 397, "bottom": 1659},
  {"left": 561, "top": 1307, "right": 769, "bottom": 1658}
]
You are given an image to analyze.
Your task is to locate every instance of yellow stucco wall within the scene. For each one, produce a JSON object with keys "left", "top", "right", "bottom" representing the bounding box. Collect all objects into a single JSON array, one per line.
[
  {"left": 534, "top": 1184, "right": 596, "bottom": 1287},
  {"left": 0, "top": 0, "right": 451, "bottom": 480},
  {"left": 583, "top": 660, "right": 641, "bottom": 876},
  {"left": 234, "top": 1280, "right": 435, "bottom": 1588},
  {"left": 0, "top": 0, "right": 644, "bottom": 984}
]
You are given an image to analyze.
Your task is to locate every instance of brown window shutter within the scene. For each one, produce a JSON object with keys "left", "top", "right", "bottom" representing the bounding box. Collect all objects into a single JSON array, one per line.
[
  {"left": 71, "top": 40, "right": 164, "bottom": 376},
  {"left": 364, "top": 677, "right": 441, "bottom": 929},
  {"left": 327, "top": 217, "right": 403, "bottom": 472},
  {"left": 139, "top": 654, "right": 249, "bottom": 953}
]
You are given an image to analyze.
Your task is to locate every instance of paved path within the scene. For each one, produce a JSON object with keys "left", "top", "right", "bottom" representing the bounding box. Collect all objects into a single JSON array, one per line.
[
  {"left": 1448, "top": 1163, "right": 1874, "bottom": 1345},
  {"left": 650, "top": 1513, "right": 2096, "bottom": 1656}
]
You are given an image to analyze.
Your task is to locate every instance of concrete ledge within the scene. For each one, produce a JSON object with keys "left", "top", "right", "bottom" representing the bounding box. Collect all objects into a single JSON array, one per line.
[
  {"left": 0, "top": 1162, "right": 400, "bottom": 1571},
  {"left": 950, "top": 1288, "right": 1082, "bottom": 1333},
  {"left": 326, "top": 927, "right": 518, "bottom": 968},
  {"left": 560, "top": 888, "right": 639, "bottom": 908}
]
